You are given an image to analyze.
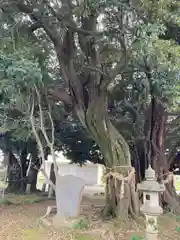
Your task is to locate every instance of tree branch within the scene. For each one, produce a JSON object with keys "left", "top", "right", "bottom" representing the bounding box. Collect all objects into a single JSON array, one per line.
[
  {"left": 29, "top": 94, "right": 56, "bottom": 191},
  {"left": 48, "top": 88, "right": 72, "bottom": 106},
  {"left": 42, "top": 0, "right": 101, "bottom": 36},
  {"left": 45, "top": 0, "right": 100, "bottom": 36},
  {"left": 29, "top": 21, "right": 42, "bottom": 32},
  {"left": 16, "top": 1, "right": 60, "bottom": 45},
  {"left": 34, "top": 85, "right": 58, "bottom": 177},
  {"left": 101, "top": 50, "right": 130, "bottom": 90},
  {"left": 16, "top": 2, "right": 33, "bottom": 14}
]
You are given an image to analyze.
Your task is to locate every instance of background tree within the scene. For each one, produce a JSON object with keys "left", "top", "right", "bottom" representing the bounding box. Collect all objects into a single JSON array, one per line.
[{"left": 0, "top": 39, "right": 53, "bottom": 192}]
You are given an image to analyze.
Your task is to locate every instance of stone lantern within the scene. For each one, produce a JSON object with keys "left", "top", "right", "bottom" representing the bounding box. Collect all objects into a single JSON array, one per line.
[{"left": 138, "top": 166, "right": 165, "bottom": 240}]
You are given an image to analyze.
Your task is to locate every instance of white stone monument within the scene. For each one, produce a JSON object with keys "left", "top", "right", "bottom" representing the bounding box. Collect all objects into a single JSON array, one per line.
[
  {"left": 52, "top": 174, "right": 86, "bottom": 228},
  {"left": 138, "top": 166, "right": 165, "bottom": 240},
  {"left": 0, "top": 164, "right": 8, "bottom": 201},
  {"left": 55, "top": 174, "right": 86, "bottom": 217}
]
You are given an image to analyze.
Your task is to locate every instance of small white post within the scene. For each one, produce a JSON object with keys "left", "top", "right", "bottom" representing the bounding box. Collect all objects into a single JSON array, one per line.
[
  {"left": 26, "top": 183, "right": 31, "bottom": 194},
  {"left": 48, "top": 185, "right": 54, "bottom": 198}
]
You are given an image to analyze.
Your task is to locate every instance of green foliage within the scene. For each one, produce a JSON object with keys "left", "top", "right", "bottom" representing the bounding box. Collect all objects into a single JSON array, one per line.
[
  {"left": 0, "top": 194, "right": 44, "bottom": 205},
  {"left": 0, "top": 48, "right": 42, "bottom": 142},
  {"left": 72, "top": 218, "right": 89, "bottom": 230},
  {"left": 132, "top": 22, "right": 180, "bottom": 100},
  {"left": 138, "top": 0, "right": 180, "bottom": 23},
  {"left": 0, "top": 49, "right": 42, "bottom": 91},
  {"left": 0, "top": 38, "right": 55, "bottom": 147},
  {"left": 130, "top": 236, "right": 145, "bottom": 240},
  {"left": 0, "top": 0, "right": 180, "bottom": 165}
]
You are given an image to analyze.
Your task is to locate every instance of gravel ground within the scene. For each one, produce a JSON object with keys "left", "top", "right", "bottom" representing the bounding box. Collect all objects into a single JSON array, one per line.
[{"left": 0, "top": 195, "right": 179, "bottom": 240}]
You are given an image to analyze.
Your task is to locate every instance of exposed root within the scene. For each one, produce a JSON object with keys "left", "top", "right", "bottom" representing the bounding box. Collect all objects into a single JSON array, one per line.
[
  {"left": 103, "top": 167, "right": 139, "bottom": 220},
  {"left": 163, "top": 173, "right": 180, "bottom": 214}
]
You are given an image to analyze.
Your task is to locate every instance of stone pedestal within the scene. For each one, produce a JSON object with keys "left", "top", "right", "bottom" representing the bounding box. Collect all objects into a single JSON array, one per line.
[
  {"left": 144, "top": 214, "right": 158, "bottom": 240},
  {"left": 138, "top": 166, "right": 165, "bottom": 240},
  {"left": 53, "top": 215, "right": 77, "bottom": 229}
]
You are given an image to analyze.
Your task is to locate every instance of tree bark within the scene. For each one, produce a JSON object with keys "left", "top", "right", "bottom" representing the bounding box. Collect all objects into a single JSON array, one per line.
[
  {"left": 6, "top": 151, "right": 21, "bottom": 193},
  {"left": 48, "top": 163, "right": 55, "bottom": 197},
  {"left": 75, "top": 94, "right": 139, "bottom": 218},
  {"left": 131, "top": 140, "right": 146, "bottom": 182},
  {"left": 20, "top": 147, "right": 28, "bottom": 191},
  {"left": 27, "top": 144, "right": 41, "bottom": 193},
  {"left": 5, "top": 143, "right": 40, "bottom": 194},
  {"left": 144, "top": 98, "right": 180, "bottom": 213}
]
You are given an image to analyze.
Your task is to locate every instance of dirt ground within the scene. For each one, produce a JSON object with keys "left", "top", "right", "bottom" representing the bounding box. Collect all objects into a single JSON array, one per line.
[{"left": 0, "top": 195, "right": 179, "bottom": 240}]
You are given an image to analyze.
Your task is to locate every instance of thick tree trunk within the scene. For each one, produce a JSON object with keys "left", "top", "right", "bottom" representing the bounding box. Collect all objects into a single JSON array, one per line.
[
  {"left": 6, "top": 149, "right": 28, "bottom": 193},
  {"left": 131, "top": 140, "right": 146, "bottom": 182},
  {"left": 29, "top": 168, "right": 38, "bottom": 193},
  {"left": 104, "top": 167, "right": 139, "bottom": 218},
  {"left": 20, "top": 147, "right": 28, "bottom": 192},
  {"left": 6, "top": 151, "right": 22, "bottom": 193},
  {"left": 76, "top": 95, "right": 139, "bottom": 218},
  {"left": 144, "top": 98, "right": 180, "bottom": 213},
  {"left": 5, "top": 143, "right": 40, "bottom": 194},
  {"left": 27, "top": 146, "right": 41, "bottom": 193}
]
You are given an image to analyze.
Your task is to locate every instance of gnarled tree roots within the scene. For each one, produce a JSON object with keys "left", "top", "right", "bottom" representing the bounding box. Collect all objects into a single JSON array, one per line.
[{"left": 103, "top": 167, "right": 139, "bottom": 220}]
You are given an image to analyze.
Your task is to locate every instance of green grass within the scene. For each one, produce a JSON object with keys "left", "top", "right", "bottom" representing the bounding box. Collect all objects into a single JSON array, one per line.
[
  {"left": 22, "top": 227, "right": 44, "bottom": 240},
  {"left": 0, "top": 193, "right": 45, "bottom": 205},
  {"left": 72, "top": 218, "right": 89, "bottom": 230},
  {"left": 130, "top": 236, "right": 145, "bottom": 240},
  {"left": 75, "top": 236, "right": 94, "bottom": 240},
  {"left": 23, "top": 228, "right": 96, "bottom": 240}
]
